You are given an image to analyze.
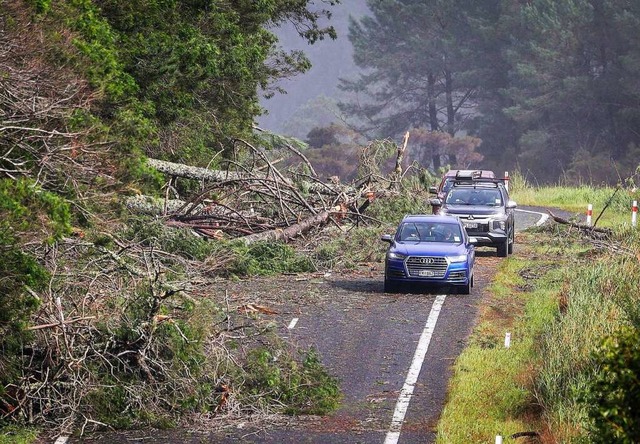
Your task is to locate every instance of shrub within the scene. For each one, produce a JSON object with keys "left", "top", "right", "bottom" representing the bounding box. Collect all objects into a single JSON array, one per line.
[
  {"left": 242, "top": 346, "right": 341, "bottom": 415},
  {"left": 226, "top": 241, "right": 315, "bottom": 276},
  {"left": 582, "top": 326, "right": 640, "bottom": 443},
  {"left": 0, "top": 179, "right": 71, "bottom": 389}
]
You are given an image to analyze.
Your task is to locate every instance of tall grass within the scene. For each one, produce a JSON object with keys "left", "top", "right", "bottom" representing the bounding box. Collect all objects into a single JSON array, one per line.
[
  {"left": 437, "top": 237, "right": 561, "bottom": 442},
  {"left": 437, "top": 222, "right": 640, "bottom": 442},
  {"left": 509, "top": 170, "right": 640, "bottom": 227},
  {"left": 536, "top": 247, "right": 640, "bottom": 441}
]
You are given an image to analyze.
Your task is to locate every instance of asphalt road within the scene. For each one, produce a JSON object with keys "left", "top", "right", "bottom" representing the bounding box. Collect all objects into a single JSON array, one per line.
[{"left": 63, "top": 208, "right": 550, "bottom": 444}]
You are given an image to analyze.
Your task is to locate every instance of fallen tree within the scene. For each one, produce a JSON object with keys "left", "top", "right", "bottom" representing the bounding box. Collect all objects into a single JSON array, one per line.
[{"left": 135, "top": 138, "right": 406, "bottom": 244}]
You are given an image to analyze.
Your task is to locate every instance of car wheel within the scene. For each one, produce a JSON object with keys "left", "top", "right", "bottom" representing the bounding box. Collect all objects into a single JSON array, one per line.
[
  {"left": 508, "top": 228, "right": 514, "bottom": 254},
  {"left": 459, "top": 278, "right": 471, "bottom": 295},
  {"left": 497, "top": 238, "right": 508, "bottom": 257}
]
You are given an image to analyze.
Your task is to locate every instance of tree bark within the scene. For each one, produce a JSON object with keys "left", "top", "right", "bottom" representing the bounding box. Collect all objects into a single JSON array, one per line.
[
  {"left": 427, "top": 72, "right": 441, "bottom": 170},
  {"left": 237, "top": 210, "right": 334, "bottom": 244},
  {"left": 147, "top": 158, "right": 245, "bottom": 181},
  {"left": 445, "top": 66, "right": 457, "bottom": 166}
]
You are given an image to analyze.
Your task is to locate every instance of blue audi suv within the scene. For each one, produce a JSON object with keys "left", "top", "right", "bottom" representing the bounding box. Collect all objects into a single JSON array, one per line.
[{"left": 381, "top": 214, "right": 476, "bottom": 294}]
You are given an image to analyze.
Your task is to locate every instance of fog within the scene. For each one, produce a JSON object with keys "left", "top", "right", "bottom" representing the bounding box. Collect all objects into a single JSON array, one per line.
[{"left": 258, "top": 1, "right": 370, "bottom": 140}]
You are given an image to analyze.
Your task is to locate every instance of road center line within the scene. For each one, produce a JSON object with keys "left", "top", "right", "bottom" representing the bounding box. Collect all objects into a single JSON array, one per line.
[
  {"left": 384, "top": 294, "right": 447, "bottom": 444},
  {"left": 287, "top": 318, "right": 299, "bottom": 329}
]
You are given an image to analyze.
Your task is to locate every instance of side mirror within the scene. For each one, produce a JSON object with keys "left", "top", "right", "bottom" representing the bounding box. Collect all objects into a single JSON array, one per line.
[
  {"left": 380, "top": 234, "right": 394, "bottom": 244},
  {"left": 429, "top": 198, "right": 442, "bottom": 206},
  {"left": 506, "top": 200, "right": 517, "bottom": 209},
  {"left": 429, "top": 186, "right": 437, "bottom": 194}
]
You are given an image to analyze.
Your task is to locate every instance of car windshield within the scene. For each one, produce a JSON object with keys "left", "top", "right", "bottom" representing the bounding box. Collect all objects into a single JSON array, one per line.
[
  {"left": 445, "top": 188, "right": 503, "bottom": 206},
  {"left": 397, "top": 222, "right": 463, "bottom": 243}
]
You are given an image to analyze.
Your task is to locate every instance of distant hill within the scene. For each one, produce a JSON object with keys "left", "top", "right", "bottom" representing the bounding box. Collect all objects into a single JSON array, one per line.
[{"left": 258, "top": 1, "right": 369, "bottom": 139}]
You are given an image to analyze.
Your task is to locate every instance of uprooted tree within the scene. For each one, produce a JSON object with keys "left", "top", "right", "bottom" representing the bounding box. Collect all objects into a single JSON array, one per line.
[
  {"left": 1, "top": 128, "right": 417, "bottom": 435},
  {"left": 126, "top": 137, "right": 406, "bottom": 244}
]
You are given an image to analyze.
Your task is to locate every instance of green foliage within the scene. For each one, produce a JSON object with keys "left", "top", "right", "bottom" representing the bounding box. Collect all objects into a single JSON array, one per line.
[
  {"left": 123, "top": 218, "right": 215, "bottom": 261},
  {"left": 25, "top": 0, "right": 340, "bottom": 187},
  {"left": 122, "top": 219, "right": 314, "bottom": 276},
  {"left": 57, "top": 0, "right": 138, "bottom": 101},
  {"left": 157, "top": 319, "right": 207, "bottom": 373},
  {"left": 242, "top": 346, "right": 341, "bottom": 415},
  {"left": 366, "top": 191, "right": 431, "bottom": 224},
  {"left": 26, "top": 0, "right": 51, "bottom": 14},
  {"left": 85, "top": 289, "right": 217, "bottom": 427},
  {"left": 0, "top": 178, "right": 72, "bottom": 244},
  {"left": 226, "top": 241, "right": 315, "bottom": 276},
  {"left": 313, "top": 226, "right": 386, "bottom": 270},
  {"left": 0, "top": 425, "right": 40, "bottom": 444},
  {"left": 581, "top": 326, "right": 640, "bottom": 443},
  {"left": 0, "top": 179, "right": 70, "bottom": 360},
  {"left": 86, "top": 384, "right": 134, "bottom": 429}
]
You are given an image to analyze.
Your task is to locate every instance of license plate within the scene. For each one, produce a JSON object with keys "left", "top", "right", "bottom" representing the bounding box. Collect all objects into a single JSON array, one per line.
[
  {"left": 418, "top": 270, "right": 435, "bottom": 277},
  {"left": 464, "top": 222, "right": 478, "bottom": 229}
]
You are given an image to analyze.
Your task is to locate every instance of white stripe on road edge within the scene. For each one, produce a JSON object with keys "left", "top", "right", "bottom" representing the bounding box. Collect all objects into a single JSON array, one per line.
[
  {"left": 515, "top": 208, "right": 549, "bottom": 226},
  {"left": 287, "top": 318, "right": 299, "bottom": 329},
  {"left": 54, "top": 437, "right": 69, "bottom": 444},
  {"left": 384, "top": 294, "right": 447, "bottom": 444}
]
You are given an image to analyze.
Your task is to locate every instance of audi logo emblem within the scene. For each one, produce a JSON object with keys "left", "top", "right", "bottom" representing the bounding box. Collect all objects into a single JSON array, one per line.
[{"left": 419, "top": 257, "right": 434, "bottom": 264}]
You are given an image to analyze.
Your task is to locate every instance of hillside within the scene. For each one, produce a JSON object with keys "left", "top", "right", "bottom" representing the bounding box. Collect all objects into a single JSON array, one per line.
[{"left": 2, "top": 1, "right": 640, "bottom": 442}]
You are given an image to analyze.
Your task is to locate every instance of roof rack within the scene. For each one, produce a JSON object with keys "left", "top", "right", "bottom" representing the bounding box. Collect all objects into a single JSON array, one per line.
[
  {"left": 451, "top": 178, "right": 505, "bottom": 188},
  {"left": 454, "top": 170, "right": 496, "bottom": 180},
  {"left": 455, "top": 170, "right": 481, "bottom": 180}
]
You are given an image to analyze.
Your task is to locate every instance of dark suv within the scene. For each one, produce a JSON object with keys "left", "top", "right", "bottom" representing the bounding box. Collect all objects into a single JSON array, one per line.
[
  {"left": 429, "top": 169, "right": 496, "bottom": 214},
  {"left": 429, "top": 176, "right": 516, "bottom": 257}
]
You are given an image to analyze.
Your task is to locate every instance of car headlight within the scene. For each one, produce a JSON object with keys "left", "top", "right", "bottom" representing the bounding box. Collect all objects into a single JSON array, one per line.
[
  {"left": 491, "top": 219, "right": 506, "bottom": 230},
  {"left": 387, "top": 251, "right": 407, "bottom": 260},
  {"left": 447, "top": 254, "right": 468, "bottom": 263}
]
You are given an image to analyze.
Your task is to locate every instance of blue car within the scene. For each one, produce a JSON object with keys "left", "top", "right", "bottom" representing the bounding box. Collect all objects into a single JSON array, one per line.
[{"left": 381, "top": 214, "right": 476, "bottom": 294}]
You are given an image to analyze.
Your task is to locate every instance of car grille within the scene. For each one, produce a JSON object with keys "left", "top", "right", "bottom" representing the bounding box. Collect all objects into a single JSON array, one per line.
[
  {"left": 406, "top": 256, "right": 448, "bottom": 278},
  {"left": 461, "top": 218, "right": 490, "bottom": 233}
]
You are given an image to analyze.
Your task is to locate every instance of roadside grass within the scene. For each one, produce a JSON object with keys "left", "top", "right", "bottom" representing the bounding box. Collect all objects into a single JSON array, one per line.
[
  {"left": 535, "top": 233, "right": 640, "bottom": 442},
  {"left": 438, "top": 208, "right": 640, "bottom": 442},
  {"left": 436, "top": 229, "right": 585, "bottom": 443},
  {"left": 0, "top": 426, "right": 39, "bottom": 444},
  {"left": 509, "top": 172, "right": 640, "bottom": 227}
]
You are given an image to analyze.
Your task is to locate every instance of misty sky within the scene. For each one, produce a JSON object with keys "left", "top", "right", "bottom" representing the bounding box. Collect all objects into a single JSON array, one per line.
[{"left": 258, "top": 1, "right": 369, "bottom": 138}]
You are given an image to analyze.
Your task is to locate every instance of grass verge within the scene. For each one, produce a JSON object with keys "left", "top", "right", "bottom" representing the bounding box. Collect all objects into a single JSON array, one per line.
[
  {"left": 437, "top": 229, "right": 562, "bottom": 442},
  {"left": 438, "top": 209, "right": 640, "bottom": 442},
  {"left": 509, "top": 171, "right": 640, "bottom": 227}
]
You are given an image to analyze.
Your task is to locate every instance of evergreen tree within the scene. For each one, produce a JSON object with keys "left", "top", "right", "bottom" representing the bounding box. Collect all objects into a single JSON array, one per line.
[{"left": 339, "top": 0, "right": 496, "bottom": 170}]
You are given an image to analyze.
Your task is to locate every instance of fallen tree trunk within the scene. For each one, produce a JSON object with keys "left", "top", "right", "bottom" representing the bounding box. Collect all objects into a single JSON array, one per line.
[
  {"left": 147, "top": 158, "right": 245, "bottom": 181},
  {"left": 125, "top": 195, "right": 203, "bottom": 215},
  {"left": 548, "top": 210, "right": 612, "bottom": 235},
  {"left": 237, "top": 209, "right": 334, "bottom": 244}
]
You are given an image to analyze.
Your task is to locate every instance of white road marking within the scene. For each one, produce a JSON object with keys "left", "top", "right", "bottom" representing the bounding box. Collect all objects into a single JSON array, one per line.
[
  {"left": 515, "top": 208, "right": 549, "bottom": 226},
  {"left": 54, "top": 437, "right": 69, "bottom": 444},
  {"left": 384, "top": 294, "right": 447, "bottom": 444},
  {"left": 287, "top": 318, "right": 299, "bottom": 329}
]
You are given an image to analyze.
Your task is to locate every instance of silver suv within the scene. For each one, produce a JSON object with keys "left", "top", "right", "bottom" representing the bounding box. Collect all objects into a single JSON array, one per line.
[{"left": 429, "top": 178, "right": 516, "bottom": 257}]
